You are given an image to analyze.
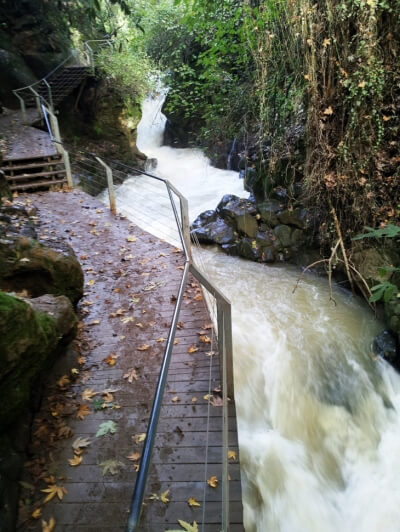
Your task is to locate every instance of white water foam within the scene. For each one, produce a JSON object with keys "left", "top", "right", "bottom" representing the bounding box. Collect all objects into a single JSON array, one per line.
[{"left": 111, "top": 91, "right": 400, "bottom": 531}]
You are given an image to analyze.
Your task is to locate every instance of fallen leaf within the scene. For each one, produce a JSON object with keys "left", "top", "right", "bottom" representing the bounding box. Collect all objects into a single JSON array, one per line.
[
  {"left": 136, "top": 322, "right": 144, "bottom": 328},
  {"left": 188, "top": 497, "right": 201, "bottom": 507},
  {"left": 82, "top": 389, "right": 98, "bottom": 401},
  {"left": 156, "top": 337, "right": 166, "bottom": 343},
  {"left": 87, "top": 279, "right": 96, "bottom": 286},
  {"left": 41, "top": 517, "right": 56, "bottom": 532},
  {"left": 160, "top": 489, "right": 170, "bottom": 503},
  {"left": 177, "top": 321, "right": 184, "bottom": 329},
  {"left": 103, "top": 353, "right": 119, "bottom": 366},
  {"left": 211, "top": 396, "right": 224, "bottom": 407},
  {"left": 199, "top": 335, "right": 211, "bottom": 344},
  {"left": 57, "top": 375, "right": 70, "bottom": 389},
  {"left": 137, "top": 344, "right": 150, "bottom": 351},
  {"left": 126, "top": 235, "right": 137, "bottom": 242},
  {"left": 72, "top": 437, "right": 91, "bottom": 451},
  {"left": 193, "top": 294, "right": 203, "bottom": 301},
  {"left": 166, "top": 520, "right": 198, "bottom": 532},
  {"left": 96, "top": 421, "right": 117, "bottom": 437},
  {"left": 127, "top": 452, "right": 141, "bottom": 462},
  {"left": 207, "top": 476, "right": 218, "bottom": 488},
  {"left": 133, "top": 433, "right": 146, "bottom": 443},
  {"left": 41, "top": 484, "right": 67, "bottom": 503},
  {"left": 77, "top": 356, "right": 86, "bottom": 365},
  {"left": 174, "top": 339, "right": 179, "bottom": 345},
  {"left": 89, "top": 319, "right": 100, "bottom": 325},
  {"left": 124, "top": 369, "right": 139, "bottom": 382},
  {"left": 76, "top": 404, "right": 91, "bottom": 420},
  {"left": 172, "top": 396, "right": 180, "bottom": 403},
  {"left": 68, "top": 455, "right": 83, "bottom": 466},
  {"left": 188, "top": 345, "right": 199, "bottom": 354},
  {"left": 32, "top": 508, "right": 42, "bottom": 519},
  {"left": 99, "top": 459, "right": 124, "bottom": 475},
  {"left": 71, "top": 368, "right": 79, "bottom": 375},
  {"left": 121, "top": 316, "right": 134, "bottom": 324},
  {"left": 191, "top": 397, "right": 198, "bottom": 403},
  {"left": 228, "top": 450, "right": 237, "bottom": 461},
  {"left": 323, "top": 106, "right": 333, "bottom": 115}
]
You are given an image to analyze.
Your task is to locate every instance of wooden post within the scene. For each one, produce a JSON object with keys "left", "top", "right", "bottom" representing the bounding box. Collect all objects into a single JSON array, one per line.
[
  {"left": 95, "top": 157, "right": 116, "bottom": 214},
  {"left": 62, "top": 149, "right": 73, "bottom": 188},
  {"left": 14, "top": 92, "right": 27, "bottom": 124}
]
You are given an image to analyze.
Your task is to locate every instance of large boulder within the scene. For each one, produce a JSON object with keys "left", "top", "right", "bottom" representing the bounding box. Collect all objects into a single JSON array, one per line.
[
  {"left": 257, "top": 200, "right": 282, "bottom": 227},
  {"left": 0, "top": 292, "right": 77, "bottom": 429},
  {"left": 352, "top": 247, "right": 400, "bottom": 287},
  {"left": 278, "top": 207, "right": 308, "bottom": 229},
  {"left": 191, "top": 210, "right": 236, "bottom": 246},
  {"left": 372, "top": 330, "right": 398, "bottom": 365}
]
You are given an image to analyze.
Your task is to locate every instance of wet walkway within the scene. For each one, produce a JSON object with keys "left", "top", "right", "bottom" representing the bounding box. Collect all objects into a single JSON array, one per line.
[{"left": 18, "top": 189, "right": 243, "bottom": 531}]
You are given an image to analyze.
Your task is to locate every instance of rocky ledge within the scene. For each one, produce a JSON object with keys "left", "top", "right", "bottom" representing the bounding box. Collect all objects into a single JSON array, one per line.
[{"left": 191, "top": 193, "right": 315, "bottom": 265}]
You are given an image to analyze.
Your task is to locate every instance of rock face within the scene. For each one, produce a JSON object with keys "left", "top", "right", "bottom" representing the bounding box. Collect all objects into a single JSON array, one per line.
[
  {"left": 0, "top": 292, "right": 77, "bottom": 429},
  {"left": 372, "top": 330, "right": 398, "bottom": 365},
  {"left": 0, "top": 203, "right": 84, "bottom": 303},
  {"left": 191, "top": 194, "right": 315, "bottom": 266}
]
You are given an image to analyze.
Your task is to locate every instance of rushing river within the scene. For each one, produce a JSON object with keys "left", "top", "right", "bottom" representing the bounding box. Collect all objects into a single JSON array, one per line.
[{"left": 112, "top": 92, "right": 400, "bottom": 531}]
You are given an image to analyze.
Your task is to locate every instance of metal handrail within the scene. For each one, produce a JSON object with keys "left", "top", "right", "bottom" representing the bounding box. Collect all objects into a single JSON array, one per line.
[
  {"left": 13, "top": 40, "right": 112, "bottom": 120},
  {"left": 40, "top": 101, "right": 233, "bottom": 532}
]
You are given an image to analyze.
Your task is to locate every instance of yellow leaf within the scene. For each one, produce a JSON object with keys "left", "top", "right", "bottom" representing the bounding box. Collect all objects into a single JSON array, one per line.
[
  {"left": 177, "top": 520, "right": 199, "bottom": 532},
  {"left": 41, "top": 517, "right": 56, "bottom": 532},
  {"left": 156, "top": 337, "right": 166, "bottom": 343},
  {"left": 137, "top": 344, "right": 150, "bottom": 351},
  {"left": 228, "top": 450, "right": 237, "bottom": 461},
  {"left": 126, "top": 235, "right": 137, "bottom": 242},
  {"left": 89, "top": 320, "right": 100, "bottom": 325},
  {"left": 199, "top": 335, "right": 211, "bottom": 344},
  {"left": 172, "top": 396, "right": 180, "bottom": 403},
  {"left": 32, "top": 508, "right": 42, "bottom": 519},
  {"left": 358, "top": 80, "right": 366, "bottom": 88},
  {"left": 193, "top": 294, "right": 203, "bottom": 301},
  {"left": 82, "top": 389, "right": 98, "bottom": 401},
  {"left": 207, "top": 475, "right": 218, "bottom": 488},
  {"left": 323, "top": 106, "right": 333, "bottom": 115},
  {"left": 160, "top": 489, "right": 170, "bottom": 504},
  {"left": 87, "top": 279, "right": 95, "bottom": 286},
  {"left": 71, "top": 368, "right": 79, "bottom": 375},
  {"left": 41, "top": 484, "right": 67, "bottom": 503},
  {"left": 121, "top": 316, "right": 134, "bottom": 324},
  {"left": 188, "top": 497, "right": 201, "bottom": 507},
  {"left": 68, "top": 454, "right": 83, "bottom": 466},
  {"left": 323, "top": 38, "right": 331, "bottom": 46},
  {"left": 133, "top": 433, "right": 146, "bottom": 443},
  {"left": 383, "top": 115, "right": 391, "bottom": 121}
]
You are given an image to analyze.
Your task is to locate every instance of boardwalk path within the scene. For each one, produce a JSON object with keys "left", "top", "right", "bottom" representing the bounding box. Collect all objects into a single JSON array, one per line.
[{"left": 19, "top": 189, "right": 243, "bottom": 532}]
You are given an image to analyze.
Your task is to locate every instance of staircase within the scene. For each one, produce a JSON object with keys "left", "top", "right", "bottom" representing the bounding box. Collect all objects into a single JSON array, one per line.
[
  {"left": 23, "top": 66, "right": 90, "bottom": 109},
  {"left": 1, "top": 154, "right": 67, "bottom": 192}
]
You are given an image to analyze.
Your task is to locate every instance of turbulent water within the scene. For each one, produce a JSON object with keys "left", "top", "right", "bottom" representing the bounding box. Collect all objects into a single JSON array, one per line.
[{"left": 112, "top": 92, "right": 400, "bottom": 531}]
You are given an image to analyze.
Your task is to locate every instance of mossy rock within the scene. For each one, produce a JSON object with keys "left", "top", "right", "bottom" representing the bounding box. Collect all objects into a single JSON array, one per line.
[
  {"left": 0, "top": 235, "right": 83, "bottom": 303},
  {"left": 0, "top": 291, "right": 76, "bottom": 429}
]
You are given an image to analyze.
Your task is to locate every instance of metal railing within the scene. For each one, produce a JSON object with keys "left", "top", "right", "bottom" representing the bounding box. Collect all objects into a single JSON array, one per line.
[
  {"left": 13, "top": 40, "right": 112, "bottom": 123},
  {"left": 40, "top": 103, "right": 234, "bottom": 532}
]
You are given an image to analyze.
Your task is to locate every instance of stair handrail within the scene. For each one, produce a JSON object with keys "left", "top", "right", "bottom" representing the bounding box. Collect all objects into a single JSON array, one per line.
[{"left": 13, "top": 39, "right": 113, "bottom": 121}]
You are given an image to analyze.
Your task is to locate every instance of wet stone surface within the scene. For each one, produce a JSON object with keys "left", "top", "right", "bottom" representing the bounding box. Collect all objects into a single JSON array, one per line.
[{"left": 16, "top": 189, "right": 242, "bottom": 532}]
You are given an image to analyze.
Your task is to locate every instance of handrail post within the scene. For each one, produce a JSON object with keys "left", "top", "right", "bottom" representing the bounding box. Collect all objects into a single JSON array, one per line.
[
  {"left": 95, "top": 157, "right": 116, "bottom": 214},
  {"left": 13, "top": 91, "right": 27, "bottom": 124},
  {"left": 43, "top": 79, "right": 54, "bottom": 112},
  {"left": 180, "top": 195, "right": 192, "bottom": 260},
  {"left": 62, "top": 148, "right": 73, "bottom": 188}
]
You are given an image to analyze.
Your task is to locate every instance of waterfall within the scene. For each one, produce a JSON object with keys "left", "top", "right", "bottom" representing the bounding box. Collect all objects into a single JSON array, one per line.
[{"left": 111, "top": 91, "right": 400, "bottom": 532}]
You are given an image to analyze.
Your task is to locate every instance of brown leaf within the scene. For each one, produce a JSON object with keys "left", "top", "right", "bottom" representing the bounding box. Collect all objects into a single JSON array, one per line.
[
  {"left": 323, "top": 106, "right": 333, "bottom": 115},
  {"left": 177, "top": 321, "right": 184, "bottom": 329},
  {"left": 57, "top": 375, "right": 70, "bottom": 389},
  {"left": 76, "top": 404, "right": 91, "bottom": 420},
  {"left": 41, "top": 517, "right": 56, "bottom": 532},
  {"left": 228, "top": 450, "right": 237, "bottom": 461},
  {"left": 32, "top": 508, "right": 42, "bottom": 519},
  {"left": 199, "top": 335, "right": 211, "bottom": 344},
  {"left": 68, "top": 455, "right": 83, "bottom": 467},
  {"left": 188, "top": 345, "right": 199, "bottom": 354},
  {"left": 103, "top": 353, "right": 119, "bottom": 366},
  {"left": 172, "top": 396, "right": 180, "bottom": 403},
  {"left": 82, "top": 389, "right": 98, "bottom": 401},
  {"left": 127, "top": 452, "right": 141, "bottom": 462},
  {"left": 133, "top": 433, "right": 146, "bottom": 444},
  {"left": 207, "top": 475, "right": 218, "bottom": 488}
]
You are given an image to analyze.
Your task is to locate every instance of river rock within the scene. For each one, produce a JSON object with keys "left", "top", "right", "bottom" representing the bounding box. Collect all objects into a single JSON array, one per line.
[
  {"left": 257, "top": 200, "right": 282, "bottom": 226},
  {"left": 273, "top": 225, "right": 293, "bottom": 250},
  {"left": 190, "top": 210, "right": 218, "bottom": 243},
  {"left": 216, "top": 194, "right": 257, "bottom": 219},
  {"left": 237, "top": 237, "right": 261, "bottom": 261},
  {"left": 372, "top": 330, "right": 398, "bottom": 363},
  {"left": 278, "top": 207, "right": 308, "bottom": 229},
  {"left": 352, "top": 247, "right": 400, "bottom": 287},
  {"left": 385, "top": 295, "right": 400, "bottom": 340}
]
